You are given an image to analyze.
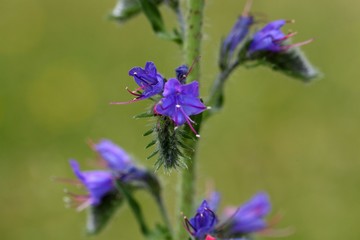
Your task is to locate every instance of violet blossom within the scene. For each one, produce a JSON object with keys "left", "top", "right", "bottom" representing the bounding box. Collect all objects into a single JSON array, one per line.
[
  {"left": 154, "top": 78, "right": 207, "bottom": 137},
  {"left": 248, "top": 20, "right": 312, "bottom": 56}
]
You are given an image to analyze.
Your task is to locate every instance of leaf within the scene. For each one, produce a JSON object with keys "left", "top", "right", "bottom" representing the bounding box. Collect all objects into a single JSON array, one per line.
[
  {"left": 110, "top": 0, "right": 164, "bottom": 23},
  {"left": 86, "top": 191, "right": 124, "bottom": 235},
  {"left": 138, "top": 0, "right": 182, "bottom": 44},
  {"left": 138, "top": 0, "right": 166, "bottom": 33}
]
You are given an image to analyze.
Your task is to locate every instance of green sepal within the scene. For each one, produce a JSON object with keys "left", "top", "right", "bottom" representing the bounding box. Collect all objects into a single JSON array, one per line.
[
  {"left": 133, "top": 111, "right": 154, "bottom": 119},
  {"left": 265, "top": 47, "right": 319, "bottom": 82},
  {"left": 178, "top": 141, "right": 194, "bottom": 152},
  {"left": 249, "top": 47, "right": 320, "bottom": 82},
  {"left": 147, "top": 149, "right": 159, "bottom": 160},
  {"left": 178, "top": 131, "right": 196, "bottom": 141},
  {"left": 143, "top": 128, "right": 155, "bottom": 136},
  {"left": 145, "top": 139, "right": 157, "bottom": 149},
  {"left": 86, "top": 191, "right": 124, "bottom": 235}
]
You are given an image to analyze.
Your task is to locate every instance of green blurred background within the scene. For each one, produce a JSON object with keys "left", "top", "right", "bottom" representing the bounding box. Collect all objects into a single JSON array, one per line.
[{"left": 1, "top": 0, "right": 359, "bottom": 239}]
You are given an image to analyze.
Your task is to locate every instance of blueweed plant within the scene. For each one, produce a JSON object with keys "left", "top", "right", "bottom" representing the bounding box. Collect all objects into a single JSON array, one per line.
[{"left": 59, "top": 0, "right": 319, "bottom": 239}]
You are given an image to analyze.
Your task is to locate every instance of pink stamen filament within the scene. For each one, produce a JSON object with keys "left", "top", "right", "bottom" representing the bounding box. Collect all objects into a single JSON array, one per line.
[
  {"left": 179, "top": 107, "right": 200, "bottom": 137},
  {"left": 76, "top": 199, "right": 92, "bottom": 212},
  {"left": 126, "top": 87, "right": 142, "bottom": 97},
  {"left": 242, "top": 0, "right": 253, "bottom": 16},
  {"left": 273, "top": 32, "right": 298, "bottom": 43},
  {"left": 282, "top": 38, "right": 314, "bottom": 50},
  {"left": 64, "top": 191, "right": 92, "bottom": 211},
  {"left": 110, "top": 98, "right": 142, "bottom": 105},
  {"left": 53, "top": 177, "right": 82, "bottom": 186},
  {"left": 184, "top": 56, "right": 201, "bottom": 80}
]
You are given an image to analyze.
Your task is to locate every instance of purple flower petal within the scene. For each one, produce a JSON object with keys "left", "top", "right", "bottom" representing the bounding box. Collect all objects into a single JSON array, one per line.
[
  {"left": 127, "top": 61, "right": 164, "bottom": 100},
  {"left": 227, "top": 192, "right": 271, "bottom": 234},
  {"left": 95, "top": 139, "right": 133, "bottom": 172},
  {"left": 186, "top": 200, "right": 217, "bottom": 238},
  {"left": 154, "top": 78, "right": 207, "bottom": 136},
  {"left": 69, "top": 160, "right": 114, "bottom": 206},
  {"left": 248, "top": 19, "right": 311, "bottom": 55}
]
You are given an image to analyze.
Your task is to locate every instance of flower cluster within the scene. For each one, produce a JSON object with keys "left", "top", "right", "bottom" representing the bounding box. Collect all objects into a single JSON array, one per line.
[
  {"left": 64, "top": 139, "right": 152, "bottom": 211},
  {"left": 113, "top": 61, "right": 208, "bottom": 136},
  {"left": 184, "top": 192, "right": 272, "bottom": 239},
  {"left": 219, "top": 0, "right": 313, "bottom": 72}
]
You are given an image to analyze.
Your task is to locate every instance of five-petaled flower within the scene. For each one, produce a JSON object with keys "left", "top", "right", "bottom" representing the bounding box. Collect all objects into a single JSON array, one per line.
[
  {"left": 113, "top": 61, "right": 164, "bottom": 104},
  {"left": 248, "top": 20, "right": 312, "bottom": 56},
  {"left": 184, "top": 200, "right": 218, "bottom": 239},
  {"left": 154, "top": 78, "right": 208, "bottom": 137}
]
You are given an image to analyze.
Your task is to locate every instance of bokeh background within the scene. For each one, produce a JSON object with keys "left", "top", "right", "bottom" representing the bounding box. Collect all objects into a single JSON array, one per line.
[{"left": 1, "top": 0, "right": 359, "bottom": 239}]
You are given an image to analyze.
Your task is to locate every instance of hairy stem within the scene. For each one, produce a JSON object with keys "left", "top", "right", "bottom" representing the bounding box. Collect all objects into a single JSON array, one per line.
[
  {"left": 155, "top": 194, "right": 173, "bottom": 237},
  {"left": 205, "top": 59, "right": 243, "bottom": 120},
  {"left": 175, "top": 0, "right": 205, "bottom": 239}
]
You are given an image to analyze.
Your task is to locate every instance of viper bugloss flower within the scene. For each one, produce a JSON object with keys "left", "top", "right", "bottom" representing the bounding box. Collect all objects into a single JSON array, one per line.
[
  {"left": 175, "top": 64, "right": 188, "bottom": 83},
  {"left": 154, "top": 78, "right": 208, "bottom": 137},
  {"left": 184, "top": 200, "right": 218, "bottom": 239},
  {"left": 221, "top": 192, "right": 271, "bottom": 236},
  {"left": 220, "top": 0, "right": 253, "bottom": 66},
  {"left": 69, "top": 160, "right": 114, "bottom": 210},
  {"left": 63, "top": 140, "right": 156, "bottom": 211},
  {"left": 112, "top": 61, "right": 164, "bottom": 104},
  {"left": 248, "top": 20, "right": 312, "bottom": 56},
  {"left": 94, "top": 139, "right": 153, "bottom": 185},
  {"left": 94, "top": 139, "right": 133, "bottom": 173}
]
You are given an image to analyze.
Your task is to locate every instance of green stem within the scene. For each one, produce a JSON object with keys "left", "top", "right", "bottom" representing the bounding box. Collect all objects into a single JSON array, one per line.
[
  {"left": 175, "top": 0, "right": 205, "bottom": 239},
  {"left": 114, "top": 181, "right": 150, "bottom": 237},
  {"left": 204, "top": 60, "right": 243, "bottom": 120},
  {"left": 155, "top": 194, "right": 173, "bottom": 238}
]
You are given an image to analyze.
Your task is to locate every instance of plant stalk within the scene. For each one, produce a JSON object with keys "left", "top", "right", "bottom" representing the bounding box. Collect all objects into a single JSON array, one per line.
[{"left": 175, "top": 0, "right": 205, "bottom": 239}]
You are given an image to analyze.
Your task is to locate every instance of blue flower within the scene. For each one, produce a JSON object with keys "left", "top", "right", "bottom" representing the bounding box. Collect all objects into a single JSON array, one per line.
[
  {"left": 185, "top": 200, "right": 218, "bottom": 239},
  {"left": 175, "top": 64, "right": 188, "bottom": 83},
  {"left": 120, "top": 61, "right": 165, "bottom": 103},
  {"left": 94, "top": 139, "right": 133, "bottom": 173},
  {"left": 154, "top": 78, "right": 207, "bottom": 137},
  {"left": 69, "top": 160, "right": 114, "bottom": 210},
  {"left": 248, "top": 20, "right": 312, "bottom": 55},
  {"left": 221, "top": 192, "right": 271, "bottom": 236},
  {"left": 94, "top": 139, "right": 154, "bottom": 185},
  {"left": 220, "top": 1, "right": 253, "bottom": 67}
]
